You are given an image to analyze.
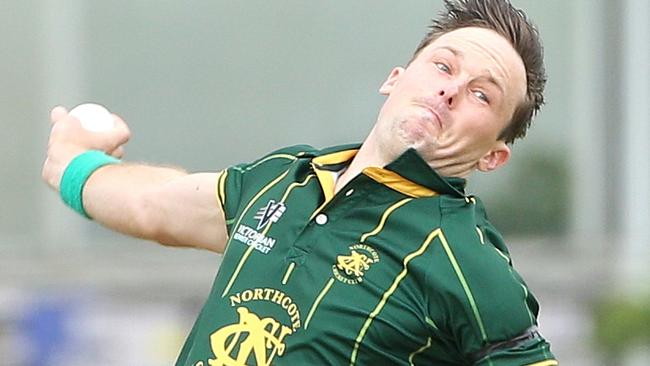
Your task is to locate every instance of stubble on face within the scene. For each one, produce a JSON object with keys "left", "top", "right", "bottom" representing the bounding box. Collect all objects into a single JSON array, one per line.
[{"left": 393, "top": 110, "right": 438, "bottom": 149}]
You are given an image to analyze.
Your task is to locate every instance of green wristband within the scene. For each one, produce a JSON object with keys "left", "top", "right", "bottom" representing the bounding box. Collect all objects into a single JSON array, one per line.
[{"left": 60, "top": 150, "right": 121, "bottom": 219}]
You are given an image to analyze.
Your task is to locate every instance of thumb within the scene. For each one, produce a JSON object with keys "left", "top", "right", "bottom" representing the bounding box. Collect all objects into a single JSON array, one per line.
[
  {"left": 50, "top": 106, "right": 69, "bottom": 124},
  {"left": 108, "top": 113, "right": 132, "bottom": 148}
]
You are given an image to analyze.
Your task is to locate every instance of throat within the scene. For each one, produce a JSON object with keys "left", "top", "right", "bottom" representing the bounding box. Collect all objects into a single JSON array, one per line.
[
  {"left": 430, "top": 159, "right": 477, "bottom": 178},
  {"left": 333, "top": 166, "right": 351, "bottom": 194}
]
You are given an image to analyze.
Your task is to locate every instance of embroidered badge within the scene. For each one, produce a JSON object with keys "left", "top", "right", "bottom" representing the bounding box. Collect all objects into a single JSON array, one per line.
[{"left": 332, "top": 244, "right": 380, "bottom": 285}]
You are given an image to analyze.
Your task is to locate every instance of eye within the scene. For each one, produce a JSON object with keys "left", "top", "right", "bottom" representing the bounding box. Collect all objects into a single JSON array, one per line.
[
  {"left": 434, "top": 62, "right": 451, "bottom": 74},
  {"left": 473, "top": 90, "right": 490, "bottom": 103}
]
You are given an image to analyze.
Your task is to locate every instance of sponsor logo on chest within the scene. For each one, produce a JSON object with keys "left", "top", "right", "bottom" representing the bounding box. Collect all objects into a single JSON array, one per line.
[{"left": 232, "top": 200, "right": 286, "bottom": 254}]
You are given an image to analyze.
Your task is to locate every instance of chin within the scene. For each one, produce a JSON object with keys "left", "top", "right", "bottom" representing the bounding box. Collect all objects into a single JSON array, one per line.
[
  {"left": 398, "top": 125, "right": 437, "bottom": 151},
  {"left": 376, "top": 116, "right": 436, "bottom": 160}
]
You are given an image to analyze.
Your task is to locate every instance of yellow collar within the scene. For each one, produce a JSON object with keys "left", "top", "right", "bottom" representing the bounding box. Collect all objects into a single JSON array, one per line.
[{"left": 311, "top": 148, "right": 437, "bottom": 201}]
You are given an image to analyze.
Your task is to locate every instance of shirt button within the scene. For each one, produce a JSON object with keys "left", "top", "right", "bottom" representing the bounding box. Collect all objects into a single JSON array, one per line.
[
  {"left": 315, "top": 213, "right": 328, "bottom": 225},
  {"left": 345, "top": 189, "right": 354, "bottom": 197}
]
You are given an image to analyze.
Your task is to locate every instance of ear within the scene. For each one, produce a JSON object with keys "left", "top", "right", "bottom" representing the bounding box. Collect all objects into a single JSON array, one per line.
[
  {"left": 477, "top": 142, "right": 511, "bottom": 172},
  {"left": 379, "top": 67, "right": 405, "bottom": 95}
]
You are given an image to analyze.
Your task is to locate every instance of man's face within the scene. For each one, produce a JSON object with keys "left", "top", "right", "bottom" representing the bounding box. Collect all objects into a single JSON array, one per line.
[{"left": 374, "top": 27, "right": 527, "bottom": 176}]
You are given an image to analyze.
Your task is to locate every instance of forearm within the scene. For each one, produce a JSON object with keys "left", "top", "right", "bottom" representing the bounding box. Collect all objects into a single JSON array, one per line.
[
  {"left": 82, "top": 163, "right": 187, "bottom": 242},
  {"left": 43, "top": 106, "right": 227, "bottom": 252}
]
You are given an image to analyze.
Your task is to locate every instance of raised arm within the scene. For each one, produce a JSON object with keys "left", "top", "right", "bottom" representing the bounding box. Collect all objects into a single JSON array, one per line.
[{"left": 42, "top": 106, "right": 228, "bottom": 253}]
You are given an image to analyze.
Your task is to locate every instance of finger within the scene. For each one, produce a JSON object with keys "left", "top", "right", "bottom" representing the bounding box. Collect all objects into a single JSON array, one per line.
[
  {"left": 50, "top": 106, "right": 68, "bottom": 124},
  {"left": 109, "top": 145, "right": 125, "bottom": 159},
  {"left": 110, "top": 113, "right": 132, "bottom": 146}
]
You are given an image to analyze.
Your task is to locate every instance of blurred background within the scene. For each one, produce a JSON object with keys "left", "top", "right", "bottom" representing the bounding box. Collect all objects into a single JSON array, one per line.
[{"left": 1, "top": 0, "right": 649, "bottom": 365}]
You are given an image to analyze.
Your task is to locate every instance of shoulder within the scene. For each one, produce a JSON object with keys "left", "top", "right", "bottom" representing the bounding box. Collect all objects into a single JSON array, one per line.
[
  {"left": 231, "top": 144, "right": 317, "bottom": 173},
  {"left": 425, "top": 196, "right": 540, "bottom": 349},
  {"left": 434, "top": 196, "right": 527, "bottom": 309}
]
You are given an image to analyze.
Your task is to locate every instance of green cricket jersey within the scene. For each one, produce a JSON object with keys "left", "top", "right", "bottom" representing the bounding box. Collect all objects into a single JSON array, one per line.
[{"left": 175, "top": 144, "right": 558, "bottom": 366}]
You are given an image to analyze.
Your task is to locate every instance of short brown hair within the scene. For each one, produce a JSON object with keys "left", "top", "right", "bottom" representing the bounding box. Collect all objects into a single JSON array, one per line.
[{"left": 412, "top": 0, "right": 546, "bottom": 144}]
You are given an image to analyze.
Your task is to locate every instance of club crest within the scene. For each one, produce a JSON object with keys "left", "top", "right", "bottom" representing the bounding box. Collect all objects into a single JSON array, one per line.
[{"left": 332, "top": 244, "right": 380, "bottom": 285}]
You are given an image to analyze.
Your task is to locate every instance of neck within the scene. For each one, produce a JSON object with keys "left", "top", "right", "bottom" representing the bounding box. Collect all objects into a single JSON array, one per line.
[
  {"left": 335, "top": 131, "right": 476, "bottom": 192},
  {"left": 334, "top": 137, "right": 387, "bottom": 193},
  {"left": 430, "top": 160, "right": 476, "bottom": 178}
]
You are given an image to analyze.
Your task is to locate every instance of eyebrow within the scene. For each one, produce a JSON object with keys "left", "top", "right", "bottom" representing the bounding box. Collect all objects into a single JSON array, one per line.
[{"left": 434, "top": 46, "right": 506, "bottom": 96}]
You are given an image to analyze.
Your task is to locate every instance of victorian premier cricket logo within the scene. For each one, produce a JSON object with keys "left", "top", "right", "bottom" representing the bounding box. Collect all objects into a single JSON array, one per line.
[{"left": 232, "top": 200, "right": 286, "bottom": 254}]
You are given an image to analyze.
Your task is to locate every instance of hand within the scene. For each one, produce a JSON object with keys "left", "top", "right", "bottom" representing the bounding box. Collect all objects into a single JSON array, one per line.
[{"left": 42, "top": 105, "right": 131, "bottom": 192}]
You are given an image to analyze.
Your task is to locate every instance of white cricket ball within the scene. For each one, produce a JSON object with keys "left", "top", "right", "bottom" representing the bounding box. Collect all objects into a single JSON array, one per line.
[{"left": 69, "top": 103, "right": 115, "bottom": 132}]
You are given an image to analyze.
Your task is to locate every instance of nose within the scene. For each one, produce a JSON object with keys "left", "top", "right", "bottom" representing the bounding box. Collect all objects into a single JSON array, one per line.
[{"left": 437, "top": 81, "right": 460, "bottom": 108}]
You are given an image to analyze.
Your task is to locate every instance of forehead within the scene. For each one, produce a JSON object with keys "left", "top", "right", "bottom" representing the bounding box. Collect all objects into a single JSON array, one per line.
[{"left": 418, "top": 27, "right": 527, "bottom": 101}]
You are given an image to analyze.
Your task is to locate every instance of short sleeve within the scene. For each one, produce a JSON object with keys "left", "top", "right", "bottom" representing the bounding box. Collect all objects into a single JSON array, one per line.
[
  {"left": 214, "top": 144, "right": 315, "bottom": 235},
  {"left": 215, "top": 165, "right": 245, "bottom": 235},
  {"left": 472, "top": 327, "right": 557, "bottom": 366},
  {"left": 426, "top": 211, "right": 558, "bottom": 365}
]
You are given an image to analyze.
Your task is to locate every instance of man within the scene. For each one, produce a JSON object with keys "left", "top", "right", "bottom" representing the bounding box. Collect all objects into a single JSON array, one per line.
[{"left": 43, "top": 0, "right": 557, "bottom": 365}]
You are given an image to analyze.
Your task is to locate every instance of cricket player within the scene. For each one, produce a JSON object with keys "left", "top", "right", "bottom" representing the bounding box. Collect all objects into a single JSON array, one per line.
[{"left": 43, "top": 0, "right": 558, "bottom": 364}]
